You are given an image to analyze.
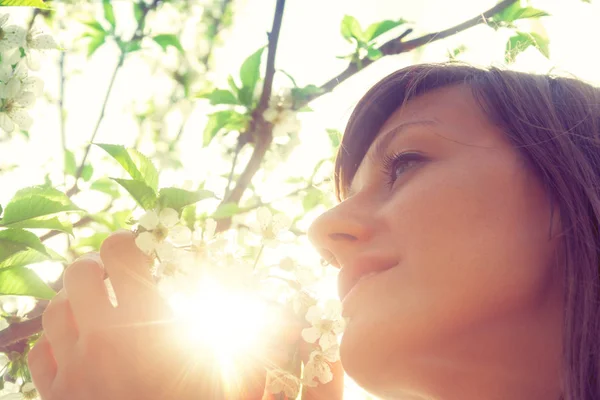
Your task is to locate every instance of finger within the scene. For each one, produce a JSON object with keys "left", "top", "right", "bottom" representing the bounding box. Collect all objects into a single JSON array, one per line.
[
  {"left": 100, "top": 230, "right": 162, "bottom": 312},
  {"left": 28, "top": 334, "right": 57, "bottom": 399},
  {"left": 63, "top": 252, "right": 113, "bottom": 332},
  {"left": 41, "top": 290, "right": 78, "bottom": 364}
]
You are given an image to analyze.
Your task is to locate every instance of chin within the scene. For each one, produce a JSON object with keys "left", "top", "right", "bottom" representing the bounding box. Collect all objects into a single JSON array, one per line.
[{"left": 340, "top": 317, "right": 392, "bottom": 395}]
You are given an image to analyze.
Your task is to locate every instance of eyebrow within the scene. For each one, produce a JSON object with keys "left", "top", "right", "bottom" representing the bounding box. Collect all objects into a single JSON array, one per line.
[
  {"left": 346, "top": 119, "right": 439, "bottom": 198},
  {"left": 369, "top": 119, "right": 439, "bottom": 164}
]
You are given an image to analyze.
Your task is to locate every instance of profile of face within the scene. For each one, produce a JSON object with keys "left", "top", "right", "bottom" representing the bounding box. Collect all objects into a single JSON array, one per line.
[{"left": 308, "top": 85, "right": 566, "bottom": 399}]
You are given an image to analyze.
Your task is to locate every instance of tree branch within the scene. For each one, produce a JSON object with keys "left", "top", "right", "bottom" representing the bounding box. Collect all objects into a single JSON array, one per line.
[
  {"left": 67, "top": 0, "right": 161, "bottom": 196},
  {"left": 216, "top": 0, "right": 286, "bottom": 233},
  {"left": 295, "top": 0, "right": 517, "bottom": 109},
  {"left": 0, "top": 317, "right": 42, "bottom": 353}
]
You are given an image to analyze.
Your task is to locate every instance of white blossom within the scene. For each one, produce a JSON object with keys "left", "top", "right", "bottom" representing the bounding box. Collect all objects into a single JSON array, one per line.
[
  {"left": 263, "top": 107, "right": 301, "bottom": 138},
  {"left": 302, "top": 345, "right": 340, "bottom": 387},
  {"left": 23, "top": 27, "right": 58, "bottom": 71},
  {"left": 0, "top": 15, "right": 26, "bottom": 53},
  {"left": 0, "top": 382, "right": 38, "bottom": 400},
  {"left": 135, "top": 208, "right": 192, "bottom": 262},
  {"left": 265, "top": 368, "right": 301, "bottom": 398},
  {"left": 250, "top": 206, "right": 291, "bottom": 247},
  {"left": 301, "top": 299, "right": 345, "bottom": 350}
]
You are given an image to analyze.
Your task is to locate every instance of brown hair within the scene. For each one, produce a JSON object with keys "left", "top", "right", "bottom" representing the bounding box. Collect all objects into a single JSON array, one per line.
[{"left": 334, "top": 63, "right": 600, "bottom": 400}]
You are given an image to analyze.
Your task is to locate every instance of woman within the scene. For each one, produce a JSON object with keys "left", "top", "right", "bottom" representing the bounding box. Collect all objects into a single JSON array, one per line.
[{"left": 28, "top": 63, "right": 600, "bottom": 400}]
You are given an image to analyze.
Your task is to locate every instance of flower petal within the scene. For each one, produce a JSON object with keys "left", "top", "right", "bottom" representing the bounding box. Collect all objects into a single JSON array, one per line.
[
  {"left": 0, "top": 14, "right": 9, "bottom": 28},
  {"left": 30, "top": 33, "right": 57, "bottom": 50},
  {"left": 159, "top": 208, "right": 179, "bottom": 228},
  {"left": 15, "top": 91, "right": 36, "bottom": 108},
  {"left": 256, "top": 206, "right": 272, "bottom": 229},
  {"left": 139, "top": 210, "right": 159, "bottom": 230},
  {"left": 4, "top": 78, "right": 20, "bottom": 99},
  {"left": 203, "top": 218, "right": 216, "bottom": 240},
  {"left": 304, "top": 304, "right": 323, "bottom": 324},
  {"left": 318, "top": 332, "right": 338, "bottom": 350},
  {"left": 0, "top": 112, "right": 14, "bottom": 133},
  {"left": 156, "top": 241, "right": 175, "bottom": 261},
  {"left": 301, "top": 326, "right": 321, "bottom": 344},
  {"left": 169, "top": 225, "right": 192, "bottom": 245},
  {"left": 135, "top": 232, "right": 157, "bottom": 255},
  {"left": 9, "top": 109, "right": 32, "bottom": 131}
]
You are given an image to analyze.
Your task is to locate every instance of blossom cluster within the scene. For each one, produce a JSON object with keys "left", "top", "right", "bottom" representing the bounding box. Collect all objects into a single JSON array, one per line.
[
  {"left": 0, "top": 14, "right": 57, "bottom": 134},
  {"left": 133, "top": 205, "right": 345, "bottom": 398}
]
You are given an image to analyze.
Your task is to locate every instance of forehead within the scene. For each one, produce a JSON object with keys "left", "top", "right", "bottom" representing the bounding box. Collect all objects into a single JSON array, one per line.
[{"left": 349, "top": 85, "right": 504, "bottom": 194}]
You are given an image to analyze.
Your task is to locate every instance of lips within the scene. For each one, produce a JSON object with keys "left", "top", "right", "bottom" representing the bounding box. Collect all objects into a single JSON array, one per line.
[{"left": 337, "top": 257, "right": 397, "bottom": 302}]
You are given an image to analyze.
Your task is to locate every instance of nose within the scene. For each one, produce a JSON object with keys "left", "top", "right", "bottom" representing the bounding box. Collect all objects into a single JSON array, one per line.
[{"left": 307, "top": 202, "right": 374, "bottom": 269}]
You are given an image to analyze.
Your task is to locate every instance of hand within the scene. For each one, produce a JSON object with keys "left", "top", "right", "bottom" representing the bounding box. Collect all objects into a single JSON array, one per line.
[{"left": 27, "top": 231, "right": 225, "bottom": 400}]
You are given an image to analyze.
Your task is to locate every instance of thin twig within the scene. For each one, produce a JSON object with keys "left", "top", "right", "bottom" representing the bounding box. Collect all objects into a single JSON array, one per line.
[
  {"left": 59, "top": 51, "right": 67, "bottom": 184},
  {"left": 218, "top": 0, "right": 286, "bottom": 218},
  {"left": 72, "top": 52, "right": 125, "bottom": 184},
  {"left": 67, "top": 0, "right": 162, "bottom": 196},
  {"left": 295, "top": 0, "right": 518, "bottom": 109}
]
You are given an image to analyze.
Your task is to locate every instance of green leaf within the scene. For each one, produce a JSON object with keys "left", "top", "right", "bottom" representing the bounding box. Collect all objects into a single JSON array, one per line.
[
  {"left": 0, "top": 0, "right": 50, "bottom": 9},
  {"left": 0, "top": 229, "right": 48, "bottom": 264},
  {"left": 291, "top": 84, "right": 324, "bottom": 106},
  {"left": 0, "top": 267, "right": 55, "bottom": 299},
  {"left": 366, "top": 46, "right": 383, "bottom": 60},
  {"left": 157, "top": 188, "right": 215, "bottom": 212},
  {"left": 73, "top": 232, "right": 110, "bottom": 251},
  {"left": 197, "top": 89, "right": 239, "bottom": 105},
  {"left": 326, "top": 128, "right": 342, "bottom": 148},
  {"left": 493, "top": 3, "right": 549, "bottom": 24},
  {"left": 181, "top": 204, "right": 196, "bottom": 231},
  {"left": 5, "top": 216, "right": 73, "bottom": 235},
  {"left": 64, "top": 150, "right": 76, "bottom": 176},
  {"left": 239, "top": 47, "right": 265, "bottom": 104},
  {"left": 203, "top": 110, "right": 249, "bottom": 147},
  {"left": 81, "top": 163, "right": 94, "bottom": 182},
  {"left": 364, "top": 19, "right": 407, "bottom": 42},
  {"left": 340, "top": 15, "right": 365, "bottom": 43},
  {"left": 211, "top": 203, "right": 240, "bottom": 219},
  {"left": 112, "top": 178, "right": 157, "bottom": 210},
  {"left": 102, "top": 0, "right": 116, "bottom": 28},
  {"left": 0, "top": 204, "right": 3, "bottom": 218},
  {"left": 505, "top": 31, "right": 550, "bottom": 62},
  {"left": 95, "top": 144, "right": 159, "bottom": 192},
  {"left": 1, "top": 186, "right": 80, "bottom": 226},
  {"left": 302, "top": 187, "right": 324, "bottom": 212},
  {"left": 153, "top": 34, "right": 184, "bottom": 54},
  {"left": 82, "top": 20, "right": 106, "bottom": 34},
  {"left": 133, "top": 1, "right": 144, "bottom": 24},
  {"left": 87, "top": 32, "right": 106, "bottom": 58},
  {"left": 0, "top": 247, "right": 64, "bottom": 269},
  {"left": 227, "top": 75, "right": 240, "bottom": 95},
  {"left": 90, "top": 177, "right": 121, "bottom": 197},
  {"left": 90, "top": 210, "right": 132, "bottom": 231}
]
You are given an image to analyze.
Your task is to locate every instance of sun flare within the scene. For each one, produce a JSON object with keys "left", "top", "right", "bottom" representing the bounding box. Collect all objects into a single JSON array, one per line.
[{"left": 168, "top": 276, "right": 270, "bottom": 368}]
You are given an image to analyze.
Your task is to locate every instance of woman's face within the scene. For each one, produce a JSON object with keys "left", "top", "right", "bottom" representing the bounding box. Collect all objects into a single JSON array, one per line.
[{"left": 307, "top": 85, "right": 565, "bottom": 399}]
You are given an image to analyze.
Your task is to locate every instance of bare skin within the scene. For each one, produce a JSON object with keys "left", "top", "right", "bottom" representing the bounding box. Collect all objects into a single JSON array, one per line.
[
  {"left": 307, "top": 85, "right": 566, "bottom": 400},
  {"left": 27, "top": 231, "right": 343, "bottom": 400}
]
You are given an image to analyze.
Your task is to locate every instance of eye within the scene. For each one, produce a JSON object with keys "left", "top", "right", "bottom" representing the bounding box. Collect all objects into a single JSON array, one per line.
[{"left": 381, "top": 151, "right": 424, "bottom": 189}]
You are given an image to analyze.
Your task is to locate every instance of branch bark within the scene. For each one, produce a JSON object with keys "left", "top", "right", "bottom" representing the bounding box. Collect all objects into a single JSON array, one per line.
[
  {"left": 0, "top": 0, "right": 517, "bottom": 355},
  {"left": 296, "top": 0, "right": 517, "bottom": 109},
  {"left": 214, "top": 0, "right": 516, "bottom": 233},
  {"left": 216, "top": 0, "right": 286, "bottom": 232}
]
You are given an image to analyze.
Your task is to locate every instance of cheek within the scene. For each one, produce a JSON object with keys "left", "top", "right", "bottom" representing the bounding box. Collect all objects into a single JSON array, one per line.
[
  {"left": 384, "top": 154, "right": 559, "bottom": 335},
  {"left": 340, "top": 154, "right": 561, "bottom": 383}
]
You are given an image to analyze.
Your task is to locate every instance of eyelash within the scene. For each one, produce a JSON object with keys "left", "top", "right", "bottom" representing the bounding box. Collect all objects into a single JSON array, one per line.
[{"left": 381, "top": 151, "right": 424, "bottom": 189}]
